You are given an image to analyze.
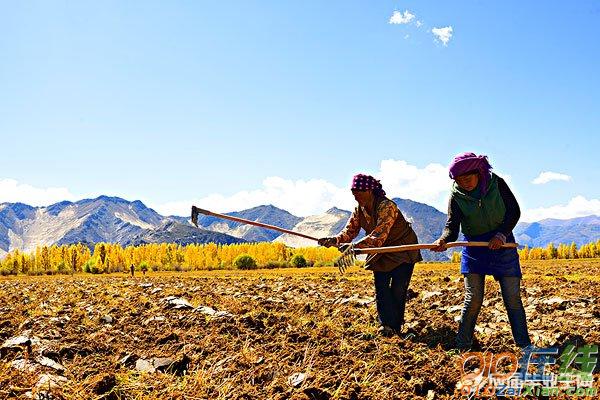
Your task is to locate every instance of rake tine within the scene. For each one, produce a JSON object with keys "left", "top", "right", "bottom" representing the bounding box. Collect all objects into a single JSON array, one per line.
[{"left": 335, "top": 244, "right": 356, "bottom": 274}]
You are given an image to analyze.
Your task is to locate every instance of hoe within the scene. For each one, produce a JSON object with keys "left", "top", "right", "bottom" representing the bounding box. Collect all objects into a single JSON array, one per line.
[{"left": 191, "top": 206, "right": 518, "bottom": 273}]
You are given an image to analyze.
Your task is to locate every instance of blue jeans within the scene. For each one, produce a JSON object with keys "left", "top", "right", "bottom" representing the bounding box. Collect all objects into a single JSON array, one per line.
[
  {"left": 457, "top": 273, "right": 531, "bottom": 348},
  {"left": 373, "top": 263, "right": 414, "bottom": 330}
]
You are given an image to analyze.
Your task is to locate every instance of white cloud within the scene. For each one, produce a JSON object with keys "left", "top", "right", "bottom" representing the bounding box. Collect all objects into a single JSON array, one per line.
[
  {"left": 155, "top": 160, "right": 453, "bottom": 217},
  {"left": 389, "top": 10, "right": 415, "bottom": 25},
  {"left": 377, "top": 160, "right": 449, "bottom": 210},
  {"left": 521, "top": 196, "right": 600, "bottom": 222},
  {"left": 532, "top": 171, "right": 572, "bottom": 185},
  {"left": 415, "top": 20, "right": 423, "bottom": 28},
  {"left": 155, "top": 177, "right": 355, "bottom": 218},
  {"left": 0, "top": 179, "right": 77, "bottom": 206},
  {"left": 431, "top": 26, "right": 453, "bottom": 46}
]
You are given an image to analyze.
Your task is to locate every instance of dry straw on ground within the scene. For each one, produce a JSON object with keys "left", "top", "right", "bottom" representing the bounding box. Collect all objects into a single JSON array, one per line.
[{"left": 0, "top": 260, "right": 599, "bottom": 399}]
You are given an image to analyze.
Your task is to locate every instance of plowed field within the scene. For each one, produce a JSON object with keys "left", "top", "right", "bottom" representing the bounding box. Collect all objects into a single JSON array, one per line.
[{"left": 1, "top": 259, "right": 599, "bottom": 399}]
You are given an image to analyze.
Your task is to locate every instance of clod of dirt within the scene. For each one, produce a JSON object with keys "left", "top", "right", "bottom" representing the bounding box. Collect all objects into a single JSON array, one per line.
[
  {"left": 135, "top": 358, "right": 155, "bottom": 373},
  {"left": 41, "top": 329, "right": 62, "bottom": 340},
  {"left": 422, "top": 291, "right": 443, "bottom": 300},
  {"left": 288, "top": 372, "right": 306, "bottom": 387},
  {"left": 37, "top": 356, "right": 65, "bottom": 372},
  {"left": 195, "top": 306, "right": 233, "bottom": 318},
  {"left": 163, "top": 296, "right": 193, "bottom": 309},
  {"left": 302, "top": 387, "right": 331, "bottom": 400},
  {"left": 34, "top": 374, "right": 68, "bottom": 394},
  {"left": 135, "top": 355, "right": 190, "bottom": 375},
  {"left": 117, "top": 353, "right": 139, "bottom": 368},
  {"left": 10, "top": 359, "right": 37, "bottom": 372},
  {"left": 91, "top": 373, "right": 117, "bottom": 395},
  {"left": 156, "top": 332, "right": 179, "bottom": 345},
  {"left": 18, "top": 319, "right": 33, "bottom": 330},
  {"left": 542, "top": 296, "right": 566, "bottom": 305},
  {"left": 334, "top": 295, "right": 373, "bottom": 307},
  {"left": 59, "top": 345, "right": 91, "bottom": 360},
  {"left": 406, "top": 288, "right": 419, "bottom": 300},
  {"left": 2, "top": 334, "right": 32, "bottom": 349},
  {"left": 101, "top": 315, "right": 114, "bottom": 324},
  {"left": 144, "top": 316, "right": 166, "bottom": 325},
  {"left": 49, "top": 316, "right": 70, "bottom": 328}
]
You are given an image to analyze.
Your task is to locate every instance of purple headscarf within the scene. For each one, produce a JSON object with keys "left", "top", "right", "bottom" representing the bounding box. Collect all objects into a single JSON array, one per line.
[
  {"left": 351, "top": 174, "right": 386, "bottom": 197},
  {"left": 448, "top": 152, "right": 492, "bottom": 195}
]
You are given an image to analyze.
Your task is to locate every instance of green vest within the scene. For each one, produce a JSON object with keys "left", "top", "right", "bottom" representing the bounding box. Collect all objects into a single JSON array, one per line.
[{"left": 451, "top": 173, "right": 506, "bottom": 236}]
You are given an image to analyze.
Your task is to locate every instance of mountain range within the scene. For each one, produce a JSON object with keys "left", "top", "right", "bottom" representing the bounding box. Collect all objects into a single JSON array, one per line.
[
  {"left": 513, "top": 215, "right": 600, "bottom": 248},
  {"left": 0, "top": 196, "right": 598, "bottom": 261},
  {"left": 0, "top": 196, "right": 242, "bottom": 258}
]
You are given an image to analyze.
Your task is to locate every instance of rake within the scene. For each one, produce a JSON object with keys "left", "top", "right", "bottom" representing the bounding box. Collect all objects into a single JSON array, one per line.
[{"left": 334, "top": 241, "right": 519, "bottom": 273}]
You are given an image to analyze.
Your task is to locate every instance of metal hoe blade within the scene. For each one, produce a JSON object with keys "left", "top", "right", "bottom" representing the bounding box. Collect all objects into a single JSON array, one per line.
[{"left": 191, "top": 206, "right": 199, "bottom": 227}]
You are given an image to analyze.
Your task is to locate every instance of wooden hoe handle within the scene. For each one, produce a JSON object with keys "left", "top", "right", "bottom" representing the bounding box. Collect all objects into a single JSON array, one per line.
[
  {"left": 353, "top": 241, "right": 518, "bottom": 255},
  {"left": 191, "top": 206, "right": 320, "bottom": 242}
]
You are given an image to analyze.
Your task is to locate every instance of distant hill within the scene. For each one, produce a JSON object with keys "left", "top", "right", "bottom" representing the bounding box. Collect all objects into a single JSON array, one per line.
[
  {"left": 193, "top": 204, "right": 302, "bottom": 242},
  {"left": 514, "top": 215, "right": 600, "bottom": 247},
  {"left": 127, "top": 220, "right": 245, "bottom": 246},
  {"left": 0, "top": 196, "right": 243, "bottom": 257},
  {"left": 275, "top": 207, "right": 353, "bottom": 247},
  {"left": 392, "top": 198, "right": 449, "bottom": 261}
]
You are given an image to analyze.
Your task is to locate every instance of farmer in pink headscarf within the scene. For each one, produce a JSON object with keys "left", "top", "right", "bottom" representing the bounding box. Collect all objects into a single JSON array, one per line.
[
  {"left": 432, "top": 153, "right": 531, "bottom": 351},
  {"left": 318, "top": 174, "right": 422, "bottom": 337}
]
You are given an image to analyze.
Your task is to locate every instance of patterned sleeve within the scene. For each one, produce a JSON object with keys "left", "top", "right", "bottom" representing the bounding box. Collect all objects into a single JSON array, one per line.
[
  {"left": 336, "top": 207, "right": 361, "bottom": 244},
  {"left": 355, "top": 200, "right": 398, "bottom": 248}
]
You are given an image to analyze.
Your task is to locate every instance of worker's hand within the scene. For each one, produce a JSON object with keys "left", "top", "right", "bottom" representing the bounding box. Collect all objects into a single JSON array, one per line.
[
  {"left": 488, "top": 233, "right": 506, "bottom": 250},
  {"left": 431, "top": 238, "right": 447, "bottom": 252},
  {"left": 318, "top": 237, "right": 337, "bottom": 247},
  {"left": 338, "top": 243, "right": 354, "bottom": 253}
]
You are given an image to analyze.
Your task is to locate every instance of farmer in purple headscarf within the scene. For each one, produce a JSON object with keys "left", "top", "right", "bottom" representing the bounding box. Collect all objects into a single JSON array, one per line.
[
  {"left": 432, "top": 153, "right": 531, "bottom": 350},
  {"left": 318, "top": 174, "right": 422, "bottom": 337}
]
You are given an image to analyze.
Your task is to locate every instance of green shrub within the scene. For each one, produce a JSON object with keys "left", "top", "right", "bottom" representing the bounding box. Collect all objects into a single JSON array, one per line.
[
  {"left": 83, "top": 259, "right": 95, "bottom": 273},
  {"left": 263, "top": 261, "right": 289, "bottom": 269},
  {"left": 290, "top": 254, "right": 308, "bottom": 268},
  {"left": 139, "top": 261, "right": 149, "bottom": 273},
  {"left": 233, "top": 254, "right": 257, "bottom": 270},
  {"left": 56, "top": 261, "right": 68, "bottom": 274},
  {"left": 314, "top": 261, "right": 334, "bottom": 268}
]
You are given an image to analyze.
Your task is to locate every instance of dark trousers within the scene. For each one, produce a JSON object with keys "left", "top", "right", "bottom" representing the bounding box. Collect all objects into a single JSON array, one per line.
[{"left": 373, "top": 263, "right": 414, "bottom": 330}]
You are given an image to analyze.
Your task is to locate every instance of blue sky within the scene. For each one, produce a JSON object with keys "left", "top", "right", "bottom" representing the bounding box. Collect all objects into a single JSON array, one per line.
[{"left": 1, "top": 1, "right": 599, "bottom": 220}]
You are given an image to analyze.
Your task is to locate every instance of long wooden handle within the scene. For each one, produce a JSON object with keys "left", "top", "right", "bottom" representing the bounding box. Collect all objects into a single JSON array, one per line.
[
  {"left": 353, "top": 241, "right": 518, "bottom": 255},
  {"left": 192, "top": 206, "right": 320, "bottom": 241}
]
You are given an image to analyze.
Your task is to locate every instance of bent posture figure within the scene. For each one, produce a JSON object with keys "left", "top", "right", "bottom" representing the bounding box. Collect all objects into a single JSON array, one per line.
[
  {"left": 432, "top": 152, "right": 531, "bottom": 350},
  {"left": 319, "top": 174, "right": 422, "bottom": 337}
]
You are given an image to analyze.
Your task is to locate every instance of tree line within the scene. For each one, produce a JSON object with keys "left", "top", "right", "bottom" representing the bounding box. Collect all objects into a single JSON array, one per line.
[
  {"left": 0, "top": 242, "right": 341, "bottom": 275},
  {"left": 450, "top": 240, "right": 600, "bottom": 263},
  {"left": 1, "top": 239, "right": 599, "bottom": 276}
]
